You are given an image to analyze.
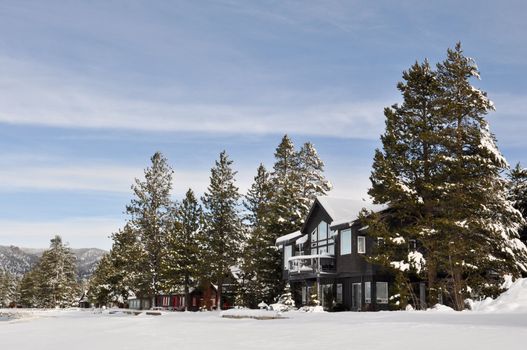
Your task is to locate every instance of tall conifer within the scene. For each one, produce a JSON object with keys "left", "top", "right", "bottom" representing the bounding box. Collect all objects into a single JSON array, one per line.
[
  {"left": 126, "top": 152, "right": 174, "bottom": 307},
  {"left": 202, "top": 151, "right": 242, "bottom": 309}
]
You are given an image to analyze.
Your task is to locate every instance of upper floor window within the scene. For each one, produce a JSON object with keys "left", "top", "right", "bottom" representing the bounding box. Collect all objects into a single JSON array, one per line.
[
  {"left": 311, "top": 221, "right": 334, "bottom": 255},
  {"left": 340, "top": 229, "right": 352, "bottom": 255},
  {"left": 357, "top": 236, "right": 366, "bottom": 254},
  {"left": 318, "top": 221, "right": 328, "bottom": 240}
]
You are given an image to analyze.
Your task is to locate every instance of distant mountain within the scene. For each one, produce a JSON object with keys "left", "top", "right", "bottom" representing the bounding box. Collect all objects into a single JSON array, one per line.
[{"left": 0, "top": 245, "right": 107, "bottom": 280}]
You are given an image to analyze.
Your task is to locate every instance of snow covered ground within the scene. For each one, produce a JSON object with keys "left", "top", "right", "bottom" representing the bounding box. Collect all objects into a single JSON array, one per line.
[
  {"left": 2, "top": 279, "right": 527, "bottom": 350},
  {"left": 0, "top": 307, "right": 526, "bottom": 350}
]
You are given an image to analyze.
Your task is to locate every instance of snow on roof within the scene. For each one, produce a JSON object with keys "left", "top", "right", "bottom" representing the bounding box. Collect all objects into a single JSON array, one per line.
[
  {"left": 275, "top": 230, "right": 302, "bottom": 246},
  {"left": 316, "top": 196, "right": 387, "bottom": 228},
  {"left": 316, "top": 196, "right": 366, "bottom": 223},
  {"left": 295, "top": 234, "right": 308, "bottom": 245}
]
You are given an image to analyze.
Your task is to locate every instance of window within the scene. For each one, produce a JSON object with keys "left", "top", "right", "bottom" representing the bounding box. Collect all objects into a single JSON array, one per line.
[
  {"left": 340, "top": 229, "right": 352, "bottom": 255},
  {"left": 365, "top": 282, "right": 371, "bottom": 303},
  {"left": 284, "top": 245, "right": 293, "bottom": 269},
  {"left": 336, "top": 284, "right": 343, "bottom": 304},
  {"left": 357, "top": 236, "right": 366, "bottom": 254},
  {"left": 310, "top": 221, "right": 334, "bottom": 255},
  {"left": 376, "top": 282, "right": 388, "bottom": 304},
  {"left": 311, "top": 228, "right": 317, "bottom": 242},
  {"left": 318, "top": 221, "right": 328, "bottom": 240}
]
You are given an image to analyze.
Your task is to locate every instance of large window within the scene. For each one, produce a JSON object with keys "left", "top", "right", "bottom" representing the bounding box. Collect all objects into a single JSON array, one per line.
[
  {"left": 357, "top": 236, "right": 366, "bottom": 254},
  {"left": 340, "top": 229, "right": 352, "bottom": 255},
  {"left": 284, "top": 245, "right": 293, "bottom": 270},
  {"left": 310, "top": 221, "right": 334, "bottom": 255},
  {"left": 376, "top": 282, "right": 388, "bottom": 304}
]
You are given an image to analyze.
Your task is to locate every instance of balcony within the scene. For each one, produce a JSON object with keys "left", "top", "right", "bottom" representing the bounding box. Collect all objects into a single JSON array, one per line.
[{"left": 287, "top": 254, "right": 336, "bottom": 278}]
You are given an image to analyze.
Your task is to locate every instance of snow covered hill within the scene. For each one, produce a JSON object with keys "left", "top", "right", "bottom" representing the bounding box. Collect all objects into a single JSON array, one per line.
[{"left": 0, "top": 245, "right": 107, "bottom": 280}]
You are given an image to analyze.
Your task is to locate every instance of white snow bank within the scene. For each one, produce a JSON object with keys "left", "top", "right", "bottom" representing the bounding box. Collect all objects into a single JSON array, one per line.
[
  {"left": 427, "top": 304, "right": 455, "bottom": 313},
  {"left": 220, "top": 309, "right": 282, "bottom": 319},
  {"left": 470, "top": 278, "right": 527, "bottom": 313}
]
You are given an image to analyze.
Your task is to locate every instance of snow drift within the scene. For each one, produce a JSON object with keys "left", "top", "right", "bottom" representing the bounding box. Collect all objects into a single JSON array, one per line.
[{"left": 470, "top": 278, "right": 527, "bottom": 312}]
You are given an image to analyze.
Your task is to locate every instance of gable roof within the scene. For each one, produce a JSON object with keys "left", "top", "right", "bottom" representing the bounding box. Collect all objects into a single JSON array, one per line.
[
  {"left": 300, "top": 196, "right": 365, "bottom": 232},
  {"left": 303, "top": 196, "right": 387, "bottom": 230}
]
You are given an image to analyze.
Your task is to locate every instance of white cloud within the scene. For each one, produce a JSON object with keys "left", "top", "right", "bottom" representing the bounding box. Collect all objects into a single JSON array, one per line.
[
  {"left": 0, "top": 55, "right": 386, "bottom": 139},
  {"left": 0, "top": 217, "right": 121, "bottom": 249},
  {"left": 0, "top": 164, "right": 139, "bottom": 193}
]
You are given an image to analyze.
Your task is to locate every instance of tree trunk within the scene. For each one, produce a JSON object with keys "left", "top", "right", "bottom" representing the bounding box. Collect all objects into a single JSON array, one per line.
[
  {"left": 184, "top": 274, "right": 190, "bottom": 311},
  {"left": 427, "top": 259, "right": 437, "bottom": 308}
]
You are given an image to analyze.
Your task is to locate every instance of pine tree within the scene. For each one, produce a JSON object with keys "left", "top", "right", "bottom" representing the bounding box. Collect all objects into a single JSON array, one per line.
[
  {"left": 268, "top": 135, "right": 303, "bottom": 236},
  {"left": 297, "top": 142, "right": 332, "bottom": 215},
  {"left": 435, "top": 43, "right": 527, "bottom": 308},
  {"left": 126, "top": 152, "right": 174, "bottom": 307},
  {"left": 201, "top": 151, "right": 242, "bottom": 310},
  {"left": 238, "top": 164, "right": 282, "bottom": 307},
  {"left": 19, "top": 269, "right": 39, "bottom": 307},
  {"left": 36, "top": 235, "right": 79, "bottom": 308},
  {"left": 507, "top": 163, "right": 527, "bottom": 244},
  {"left": 366, "top": 43, "right": 527, "bottom": 310},
  {"left": 0, "top": 269, "right": 19, "bottom": 307},
  {"left": 162, "top": 188, "right": 204, "bottom": 310},
  {"left": 366, "top": 59, "right": 443, "bottom": 307},
  {"left": 87, "top": 254, "right": 115, "bottom": 306},
  {"left": 111, "top": 224, "right": 149, "bottom": 302}
]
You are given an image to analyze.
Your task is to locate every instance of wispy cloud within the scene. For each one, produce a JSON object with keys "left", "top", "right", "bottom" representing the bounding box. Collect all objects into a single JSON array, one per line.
[
  {"left": 0, "top": 217, "right": 121, "bottom": 249},
  {"left": 0, "top": 55, "right": 387, "bottom": 139}
]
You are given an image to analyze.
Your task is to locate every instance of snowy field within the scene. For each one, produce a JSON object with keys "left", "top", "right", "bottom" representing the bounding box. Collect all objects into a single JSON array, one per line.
[
  {"left": 1, "top": 307, "right": 526, "bottom": 350},
  {"left": 2, "top": 280, "right": 527, "bottom": 350}
]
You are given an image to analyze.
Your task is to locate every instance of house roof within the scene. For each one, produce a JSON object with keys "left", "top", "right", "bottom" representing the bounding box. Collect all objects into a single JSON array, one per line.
[
  {"left": 275, "top": 197, "right": 386, "bottom": 245},
  {"left": 316, "top": 196, "right": 368, "bottom": 223},
  {"left": 275, "top": 230, "right": 302, "bottom": 246}
]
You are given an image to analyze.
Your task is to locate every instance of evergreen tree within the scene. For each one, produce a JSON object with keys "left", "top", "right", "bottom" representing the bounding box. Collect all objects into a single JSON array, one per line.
[
  {"left": 201, "top": 151, "right": 242, "bottom": 310},
  {"left": 238, "top": 164, "right": 282, "bottom": 307},
  {"left": 435, "top": 43, "right": 527, "bottom": 308},
  {"left": 112, "top": 224, "right": 149, "bottom": 302},
  {"left": 35, "top": 235, "right": 79, "bottom": 308},
  {"left": 297, "top": 142, "right": 333, "bottom": 215},
  {"left": 366, "top": 59, "right": 443, "bottom": 307},
  {"left": 126, "top": 152, "right": 174, "bottom": 307},
  {"left": 162, "top": 188, "right": 204, "bottom": 310},
  {"left": 507, "top": 163, "right": 527, "bottom": 244},
  {"left": 19, "top": 269, "right": 39, "bottom": 307},
  {"left": 268, "top": 135, "right": 303, "bottom": 236},
  {"left": 366, "top": 43, "right": 527, "bottom": 310},
  {"left": 0, "top": 269, "right": 19, "bottom": 307},
  {"left": 87, "top": 254, "right": 115, "bottom": 306}
]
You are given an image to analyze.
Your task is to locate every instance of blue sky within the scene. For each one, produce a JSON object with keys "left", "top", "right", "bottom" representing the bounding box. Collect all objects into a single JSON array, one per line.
[{"left": 1, "top": 1, "right": 526, "bottom": 249}]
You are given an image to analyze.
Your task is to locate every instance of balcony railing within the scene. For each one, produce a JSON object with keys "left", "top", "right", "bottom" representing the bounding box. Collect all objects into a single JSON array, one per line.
[{"left": 287, "top": 254, "right": 336, "bottom": 275}]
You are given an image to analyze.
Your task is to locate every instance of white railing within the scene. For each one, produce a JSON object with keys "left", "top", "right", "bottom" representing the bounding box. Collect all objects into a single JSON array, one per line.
[{"left": 288, "top": 254, "right": 336, "bottom": 275}]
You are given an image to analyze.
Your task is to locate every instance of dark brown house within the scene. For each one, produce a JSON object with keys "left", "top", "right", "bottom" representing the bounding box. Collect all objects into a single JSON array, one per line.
[{"left": 276, "top": 197, "right": 392, "bottom": 311}]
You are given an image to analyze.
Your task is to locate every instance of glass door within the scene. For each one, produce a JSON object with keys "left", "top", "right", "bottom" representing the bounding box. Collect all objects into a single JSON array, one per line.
[{"left": 352, "top": 283, "right": 362, "bottom": 311}]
